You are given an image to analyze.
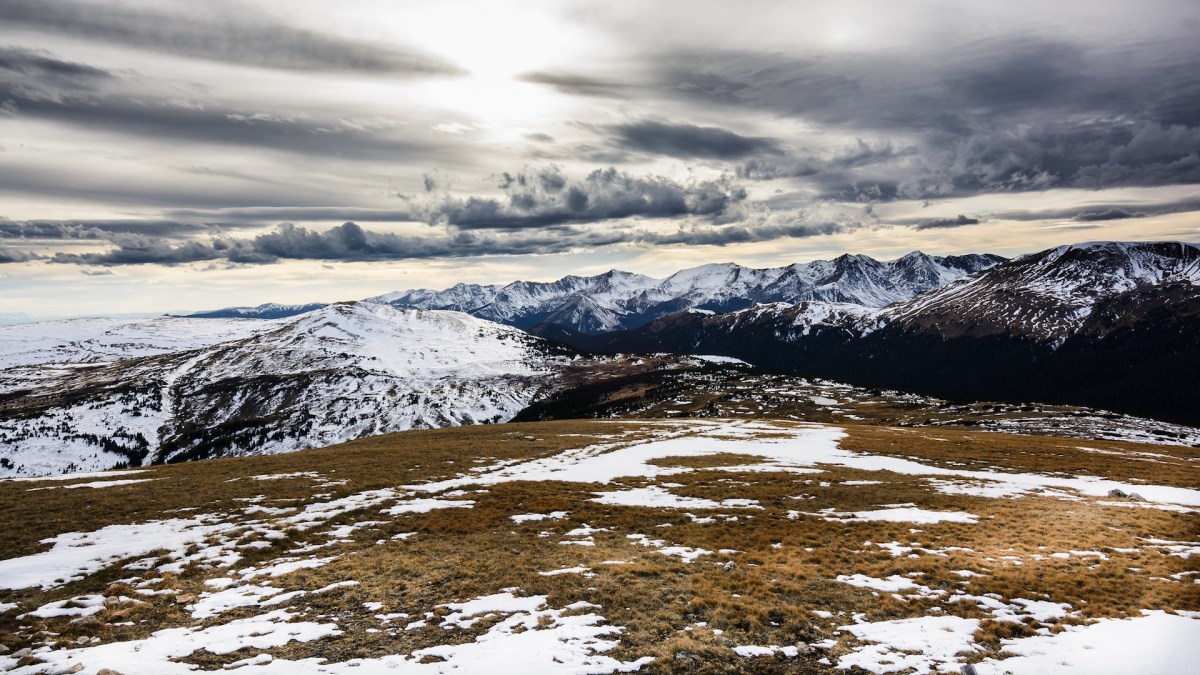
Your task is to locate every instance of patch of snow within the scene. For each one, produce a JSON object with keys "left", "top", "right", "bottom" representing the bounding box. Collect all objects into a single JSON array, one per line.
[
  {"left": 0, "top": 515, "right": 235, "bottom": 590},
  {"left": 837, "top": 615, "right": 980, "bottom": 674},
  {"left": 2, "top": 610, "right": 339, "bottom": 674},
  {"left": 26, "top": 478, "right": 158, "bottom": 491},
  {"left": 591, "top": 485, "right": 761, "bottom": 510},
  {"left": 976, "top": 611, "right": 1200, "bottom": 674},
  {"left": 511, "top": 511, "right": 569, "bottom": 523},
  {"left": 691, "top": 355, "right": 749, "bottom": 366},
  {"left": 381, "top": 498, "right": 476, "bottom": 516},
  {"left": 814, "top": 507, "right": 978, "bottom": 524},
  {"left": 538, "top": 566, "right": 592, "bottom": 577}
]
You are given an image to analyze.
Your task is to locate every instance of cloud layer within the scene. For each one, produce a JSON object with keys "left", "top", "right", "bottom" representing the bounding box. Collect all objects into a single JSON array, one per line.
[{"left": 1, "top": 0, "right": 1198, "bottom": 291}]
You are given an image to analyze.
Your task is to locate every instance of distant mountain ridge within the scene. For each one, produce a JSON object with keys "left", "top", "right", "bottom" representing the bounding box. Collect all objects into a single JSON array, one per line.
[
  {"left": 179, "top": 251, "right": 1004, "bottom": 331},
  {"left": 535, "top": 241, "right": 1200, "bottom": 426},
  {"left": 182, "top": 302, "right": 328, "bottom": 320},
  {"left": 367, "top": 251, "right": 1005, "bottom": 333}
]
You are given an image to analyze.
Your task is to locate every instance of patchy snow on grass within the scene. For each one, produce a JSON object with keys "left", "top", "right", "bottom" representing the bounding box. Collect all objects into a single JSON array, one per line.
[
  {"left": 511, "top": 511, "right": 569, "bottom": 523},
  {"left": 627, "top": 534, "right": 713, "bottom": 563},
  {"left": 734, "top": 644, "right": 801, "bottom": 657},
  {"left": 539, "top": 566, "right": 593, "bottom": 577},
  {"left": 189, "top": 584, "right": 298, "bottom": 620},
  {"left": 380, "top": 497, "right": 477, "bottom": 516},
  {"left": 837, "top": 574, "right": 940, "bottom": 598},
  {"left": 245, "top": 472, "right": 323, "bottom": 481},
  {"left": 283, "top": 489, "right": 399, "bottom": 530},
  {"left": 4, "top": 469, "right": 155, "bottom": 483},
  {"left": 924, "top": 478, "right": 1038, "bottom": 499},
  {"left": 591, "top": 485, "right": 761, "bottom": 510},
  {"left": 837, "top": 615, "right": 980, "bottom": 674},
  {"left": 977, "top": 611, "right": 1200, "bottom": 674},
  {"left": 405, "top": 421, "right": 844, "bottom": 492},
  {"left": 405, "top": 420, "right": 1200, "bottom": 513},
  {"left": 0, "top": 515, "right": 234, "bottom": 590},
  {"left": 813, "top": 507, "right": 978, "bottom": 524},
  {"left": 240, "top": 556, "right": 337, "bottom": 579},
  {"left": 24, "top": 594, "right": 108, "bottom": 619},
  {"left": 25, "top": 478, "right": 158, "bottom": 491},
  {"left": 3, "top": 610, "right": 340, "bottom": 674}
]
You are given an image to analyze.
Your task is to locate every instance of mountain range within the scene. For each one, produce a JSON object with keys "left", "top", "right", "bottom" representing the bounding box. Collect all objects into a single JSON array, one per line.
[
  {"left": 188, "top": 251, "right": 1004, "bottom": 333},
  {"left": 3, "top": 240, "right": 1196, "bottom": 477},
  {"left": 538, "top": 241, "right": 1200, "bottom": 426}
]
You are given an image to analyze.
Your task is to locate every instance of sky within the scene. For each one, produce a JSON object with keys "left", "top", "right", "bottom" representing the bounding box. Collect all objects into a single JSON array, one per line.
[{"left": 1, "top": 0, "right": 1199, "bottom": 320}]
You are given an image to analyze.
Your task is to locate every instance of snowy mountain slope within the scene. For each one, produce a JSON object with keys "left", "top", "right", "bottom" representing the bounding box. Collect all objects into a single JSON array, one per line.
[
  {"left": 0, "top": 315, "right": 283, "bottom": 370},
  {"left": 886, "top": 241, "right": 1200, "bottom": 343},
  {"left": 0, "top": 303, "right": 576, "bottom": 477},
  {"left": 368, "top": 252, "right": 1003, "bottom": 333}
]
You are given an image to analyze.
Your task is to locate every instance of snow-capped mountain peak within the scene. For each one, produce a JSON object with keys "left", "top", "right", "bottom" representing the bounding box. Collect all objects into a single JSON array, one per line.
[
  {"left": 371, "top": 252, "right": 1005, "bottom": 334},
  {"left": 887, "top": 241, "right": 1200, "bottom": 342}
]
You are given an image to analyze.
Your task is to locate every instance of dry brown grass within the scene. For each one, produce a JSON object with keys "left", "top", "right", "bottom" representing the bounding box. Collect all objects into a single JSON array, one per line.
[{"left": 2, "top": 418, "right": 1197, "bottom": 673}]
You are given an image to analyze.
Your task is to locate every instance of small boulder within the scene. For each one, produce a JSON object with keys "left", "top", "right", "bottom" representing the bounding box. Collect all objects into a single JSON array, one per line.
[{"left": 1107, "top": 489, "right": 1128, "bottom": 498}]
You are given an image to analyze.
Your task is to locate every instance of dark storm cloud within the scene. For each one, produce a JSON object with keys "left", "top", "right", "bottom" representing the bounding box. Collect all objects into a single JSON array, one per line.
[
  {"left": 737, "top": 140, "right": 914, "bottom": 179},
  {"left": 913, "top": 215, "right": 981, "bottom": 230},
  {"left": 636, "top": 35, "right": 1200, "bottom": 198},
  {"left": 0, "top": 0, "right": 461, "bottom": 75},
  {"left": 0, "top": 77, "right": 433, "bottom": 161},
  {"left": 414, "top": 167, "right": 749, "bottom": 230},
  {"left": 1074, "top": 208, "right": 1142, "bottom": 222},
  {"left": 0, "top": 244, "right": 40, "bottom": 263},
  {"left": 39, "top": 213, "right": 849, "bottom": 267},
  {"left": 164, "top": 207, "right": 420, "bottom": 225},
  {"left": 0, "top": 45, "right": 112, "bottom": 83},
  {"left": 610, "top": 120, "right": 782, "bottom": 160},
  {"left": 0, "top": 219, "right": 212, "bottom": 239},
  {"left": 985, "top": 196, "right": 1200, "bottom": 223},
  {"left": 517, "top": 71, "right": 634, "bottom": 98}
]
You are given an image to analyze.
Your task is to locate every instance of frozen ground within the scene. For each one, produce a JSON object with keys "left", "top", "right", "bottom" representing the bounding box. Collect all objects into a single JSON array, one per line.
[{"left": 1, "top": 419, "right": 1197, "bottom": 674}]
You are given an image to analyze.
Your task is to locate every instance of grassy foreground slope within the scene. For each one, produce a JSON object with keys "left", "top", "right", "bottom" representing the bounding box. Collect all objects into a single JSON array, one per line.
[{"left": 1, "top": 419, "right": 1198, "bottom": 674}]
